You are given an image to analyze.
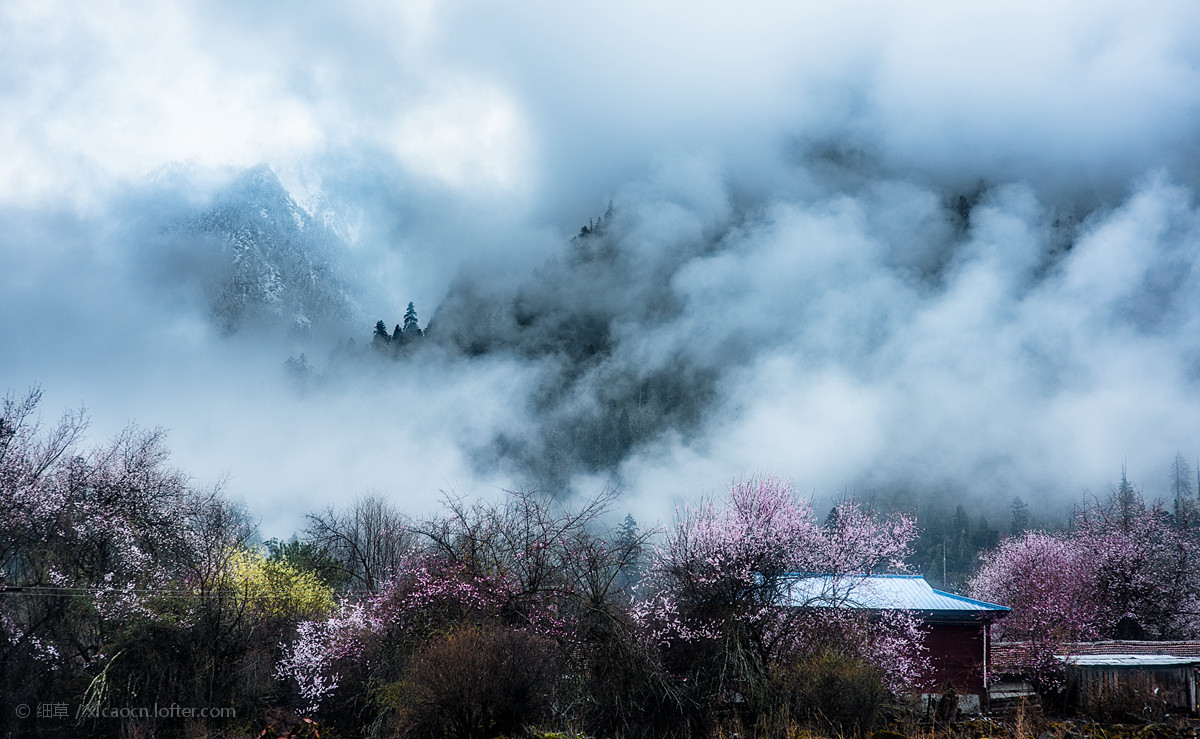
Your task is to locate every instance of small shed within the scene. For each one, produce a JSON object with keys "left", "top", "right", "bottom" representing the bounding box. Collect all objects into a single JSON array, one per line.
[
  {"left": 1062, "top": 654, "right": 1200, "bottom": 714},
  {"left": 989, "top": 640, "right": 1200, "bottom": 715},
  {"left": 784, "top": 574, "right": 1009, "bottom": 712}
]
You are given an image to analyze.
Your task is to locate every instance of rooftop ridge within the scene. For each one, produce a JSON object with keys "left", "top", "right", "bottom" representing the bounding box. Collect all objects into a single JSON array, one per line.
[{"left": 928, "top": 587, "right": 1010, "bottom": 612}]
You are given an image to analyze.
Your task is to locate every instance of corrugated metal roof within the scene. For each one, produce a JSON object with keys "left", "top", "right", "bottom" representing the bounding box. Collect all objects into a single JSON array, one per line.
[
  {"left": 1066, "top": 640, "right": 1200, "bottom": 658},
  {"left": 992, "top": 640, "right": 1200, "bottom": 676},
  {"left": 1061, "top": 654, "right": 1200, "bottom": 667},
  {"left": 783, "top": 574, "right": 1009, "bottom": 615}
]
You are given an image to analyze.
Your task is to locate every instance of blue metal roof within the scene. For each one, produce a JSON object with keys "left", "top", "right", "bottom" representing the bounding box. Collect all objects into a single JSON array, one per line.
[{"left": 783, "top": 574, "right": 1009, "bottom": 617}]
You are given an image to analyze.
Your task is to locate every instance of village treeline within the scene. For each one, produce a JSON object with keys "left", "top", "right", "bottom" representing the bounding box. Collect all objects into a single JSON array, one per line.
[
  {"left": 969, "top": 463, "right": 1200, "bottom": 689},
  {"left": 4, "top": 388, "right": 1200, "bottom": 738}
]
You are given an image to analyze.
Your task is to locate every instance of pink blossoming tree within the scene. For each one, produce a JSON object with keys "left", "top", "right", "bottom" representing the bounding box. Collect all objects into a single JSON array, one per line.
[
  {"left": 1073, "top": 472, "right": 1200, "bottom": 640},
  {"left": 970, "top": 472, "right": 1200, "bottom": 688},
  {"left": 970, "top": 531, "right": 1102, "bottom": 687},
  {"left": 632, "top": 476, "right": 923, "bottom": 717}
]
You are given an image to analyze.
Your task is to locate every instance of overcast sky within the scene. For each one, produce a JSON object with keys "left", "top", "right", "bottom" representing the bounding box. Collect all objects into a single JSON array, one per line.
[{"left": 3, "top": 0, "right": 1200, "bottom": 537}]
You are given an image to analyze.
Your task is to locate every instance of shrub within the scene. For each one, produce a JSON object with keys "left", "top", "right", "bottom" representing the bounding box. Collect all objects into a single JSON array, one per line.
[
  {"left": 775, "top": 652, "right": 890, "bottom": 738},
  {"left": 570, "top": 614, "right": 686, "bottom": 739},
  {"left": 379, "top": 624, "right": 559, "bottom": 739}
]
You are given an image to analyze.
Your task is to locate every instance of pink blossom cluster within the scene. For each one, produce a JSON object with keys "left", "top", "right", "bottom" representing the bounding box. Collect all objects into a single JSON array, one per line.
[
  {"left": 1074, "top": 497, "right": 1200, "bottom": 639},
  {"left": 970, "top": 483, "right": 1200, "bottom": 686},
  {"left": 633, "top": 476, "right": 922, "bottom": 688},
  {"left": 969, "top": 531, "right": 1099, "bottom": 686}
]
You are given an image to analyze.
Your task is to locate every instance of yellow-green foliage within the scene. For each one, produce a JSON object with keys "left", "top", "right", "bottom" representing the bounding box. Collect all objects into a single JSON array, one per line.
[{"left": 221, "top": 547, "right": 336, "bottom": 618}]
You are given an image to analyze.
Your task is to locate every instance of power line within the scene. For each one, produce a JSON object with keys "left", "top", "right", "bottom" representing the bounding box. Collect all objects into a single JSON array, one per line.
[{"left": 0, "top": 585, "right": 350, "bottom": 600}]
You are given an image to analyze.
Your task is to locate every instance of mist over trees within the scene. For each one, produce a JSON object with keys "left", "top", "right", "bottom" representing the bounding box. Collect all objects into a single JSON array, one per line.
[
  {"left": 244, "top": 163, "right": 1199, "bottom": 528},
  {"left": 7, "top": 150, "right": 1200, "bottom": 544},
  {"left": 300, "top": 203, "right": 721, "bottom": 492},
  {"left": 271, "top": 186, "right": 1198, "bottom": 602}
]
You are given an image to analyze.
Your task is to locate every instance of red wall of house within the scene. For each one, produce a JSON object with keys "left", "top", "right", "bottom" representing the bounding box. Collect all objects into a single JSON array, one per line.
[{"left": 923, "top": 623, "right": 986, "bottom": 695}]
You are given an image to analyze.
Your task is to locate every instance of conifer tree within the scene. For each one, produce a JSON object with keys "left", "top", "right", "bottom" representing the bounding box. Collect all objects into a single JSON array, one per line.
[
  {"left": 403, "top": 302, "right": 422, "bottom": 337},
  {"left": 372, "top": 319, "right": 390, "bottom": 346},
  {"left": 1171, "top": 453, "right": 1195, "bottom": 512},
  {"left": 1009, "top": 496, "right": 1030, "bottom": 534}
]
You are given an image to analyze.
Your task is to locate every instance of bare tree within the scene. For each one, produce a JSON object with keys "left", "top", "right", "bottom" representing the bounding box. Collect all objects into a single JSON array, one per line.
[
  {"left": 1171, "top": 453, "right": 1197, "bottom": 526},
  {"left": 410, "top": 486, "right": 650, "bottom": 613},
  {"left": 304, "top": 493, "right": 414, "bottom": 592}
]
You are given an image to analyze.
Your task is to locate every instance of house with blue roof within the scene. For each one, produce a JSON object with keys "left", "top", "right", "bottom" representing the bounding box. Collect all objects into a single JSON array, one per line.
[{"left": 784, "top": 573, "right": 1010, "bottom": 712}]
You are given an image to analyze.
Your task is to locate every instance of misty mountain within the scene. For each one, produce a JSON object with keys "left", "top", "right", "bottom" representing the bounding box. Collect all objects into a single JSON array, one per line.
[
  {"left": 166, "top": 165, "right": 353, "bottom": 335},
  {"left": 388, "top": 183, "right": 999, "bottom": 492},
  {"left": 348, "top": 151, "right": 1200, "bottom": 509},
  {"left": 382, "top": 206, "right": 720, "bottom": 490}
]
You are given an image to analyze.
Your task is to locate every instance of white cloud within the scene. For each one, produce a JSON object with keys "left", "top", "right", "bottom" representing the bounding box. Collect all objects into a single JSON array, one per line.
[
  {"left": 389, "top": 80, "right": 533, "bottom": 195},
  {"left": 4, "top": 0, "right": 1200, "bottom": 534}
]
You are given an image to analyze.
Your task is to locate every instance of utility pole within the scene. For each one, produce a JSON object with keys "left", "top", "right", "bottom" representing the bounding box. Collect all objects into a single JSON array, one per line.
[{"left": 942, "top": 537, "right": 947, "bottom": 588}]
